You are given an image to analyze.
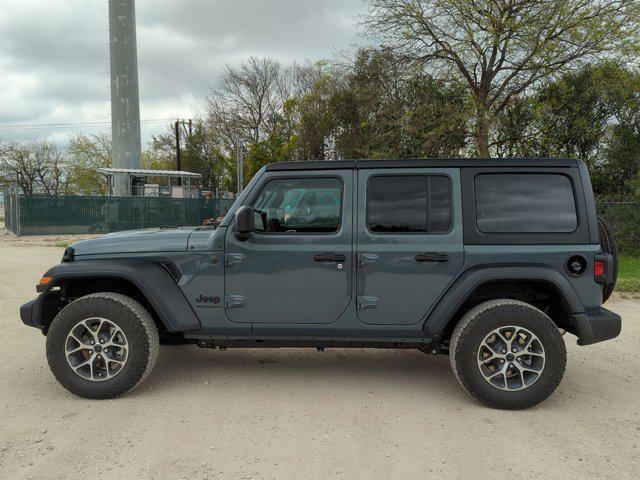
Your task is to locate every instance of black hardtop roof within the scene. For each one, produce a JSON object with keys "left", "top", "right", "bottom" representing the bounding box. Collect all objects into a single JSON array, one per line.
[{"left": 266, "top": 158, "right": 578, "bottom": 171}]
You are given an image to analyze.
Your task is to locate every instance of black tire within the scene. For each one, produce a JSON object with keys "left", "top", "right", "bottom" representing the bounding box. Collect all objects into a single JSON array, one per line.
[
  {"left": 598, "top": 216, "right": 618, "bottom": 303},
  {"left": 46, "top": 293, "right": 159, "bottom": 399},
  {"left": 450, "top": 299, "right": 566, "bottom": 410}
]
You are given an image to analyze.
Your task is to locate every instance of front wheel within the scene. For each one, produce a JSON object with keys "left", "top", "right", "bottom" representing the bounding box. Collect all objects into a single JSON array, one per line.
[
  {"left": 46, "top": 293, "right": 159, "bottom": 399},
  {"left": 449, "top": 299, "right": 566, "bottom": 410}
]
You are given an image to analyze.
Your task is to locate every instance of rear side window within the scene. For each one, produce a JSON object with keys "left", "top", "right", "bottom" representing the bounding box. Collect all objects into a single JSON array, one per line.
[
  {"left": 367, "top": 175, "right": 451, "bottom": 233},
  {"left": 475, "top": 174, "right": 577, "bottom": 233}
]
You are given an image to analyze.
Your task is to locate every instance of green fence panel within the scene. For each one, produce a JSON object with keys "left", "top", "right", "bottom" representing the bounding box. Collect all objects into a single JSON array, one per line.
[{"left": 14, "top": 195, "right": 236, "bottom": 236}]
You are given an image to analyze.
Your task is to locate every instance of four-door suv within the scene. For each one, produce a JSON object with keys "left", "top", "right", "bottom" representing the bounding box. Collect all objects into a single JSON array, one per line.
[{"left": 20, "top": 158, "right": 621, "bottom": 409}]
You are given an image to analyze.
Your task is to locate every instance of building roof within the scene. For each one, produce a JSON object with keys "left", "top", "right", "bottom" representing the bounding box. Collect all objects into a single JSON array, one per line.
[
  {"left": 98, "top": 168, "right": 202, "bottom": 178},
  {"left": 266, "top": 158, "right": 578, "bottom": 171}
]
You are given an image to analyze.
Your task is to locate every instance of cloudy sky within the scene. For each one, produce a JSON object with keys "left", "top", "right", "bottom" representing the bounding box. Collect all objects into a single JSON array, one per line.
[{"left": 0, "top": 0, "right": 366, "bottom": 145}]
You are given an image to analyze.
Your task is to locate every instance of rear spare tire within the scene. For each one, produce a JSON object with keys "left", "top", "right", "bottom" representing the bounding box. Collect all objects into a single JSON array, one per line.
[
  {"left": 46, "top": 293, "right": 159, "bottom": 399},
  {"left": 597, "top": 216, "right": 618, "bottom": 303},
  {"left": 450, "top": 299, "right": 566, "bottom": 410}
]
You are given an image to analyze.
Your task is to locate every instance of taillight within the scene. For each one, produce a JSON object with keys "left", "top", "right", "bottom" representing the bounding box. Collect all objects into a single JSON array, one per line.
[
  {"left": 593, "top": 254, "right": 611, "bottom": 284},
  {"left": 594, "top": 260, "right": 605, "bottom": 278}
]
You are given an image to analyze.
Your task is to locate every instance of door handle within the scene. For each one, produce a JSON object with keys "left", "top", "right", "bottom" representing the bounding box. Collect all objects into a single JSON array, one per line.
[
  {"left": 358, "top": 253, "right": 379, "bottom": 268},
  {"left": 225, "top": 253, "right": 246, "bottom": 267},
  {"left": 225, "top": 295, "right": 246, "bottom": 309},
  {"left": 313, "top": 253, "right": 346, "bottom": 263},
  {"left": 357, "top": 296, "right": 378, "bottom": 310},
  {"left": 415, "top": 253, "right": 449, "bottom": 263}
]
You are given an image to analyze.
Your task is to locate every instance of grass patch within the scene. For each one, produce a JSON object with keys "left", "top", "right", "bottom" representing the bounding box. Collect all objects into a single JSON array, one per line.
[
  {"left": 617, "top": 256, "right": 640, "bottom": 292},
  {"left": 52, "top": 241, "right": 70, "bottom": 248}
]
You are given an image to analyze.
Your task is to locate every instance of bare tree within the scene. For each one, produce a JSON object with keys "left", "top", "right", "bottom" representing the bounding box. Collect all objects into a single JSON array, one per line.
[
  {"left": 363, "top": 0, "right": 640, "bottom": 156},
  {"left": 0, "top": 140, "right": 67, "bottom": 194},
  {"left": 32, "top": 141, "right": 67, "bottom": 195},
  {"left": 206, "top": 57, "right": 288, "bottom": 149},
  {"left": 0, "top": 142, "right": 39, "bottom": 194}
]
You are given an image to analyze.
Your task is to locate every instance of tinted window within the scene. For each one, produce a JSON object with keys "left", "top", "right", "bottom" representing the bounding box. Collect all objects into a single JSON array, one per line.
[
  {"left": 475, "top": 174, "right": 577, "bottom": 233},
  {"left": 367, "top": 176, "right": 451, "bottom": 233},
  {"left": 252, "top": 178, "right": 342, "bottom": 233}
]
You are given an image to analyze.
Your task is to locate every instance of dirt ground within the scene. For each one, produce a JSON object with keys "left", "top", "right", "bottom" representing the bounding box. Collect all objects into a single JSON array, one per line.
[{"left": 1, "top": 232, "right": 639, "bottom": 480}]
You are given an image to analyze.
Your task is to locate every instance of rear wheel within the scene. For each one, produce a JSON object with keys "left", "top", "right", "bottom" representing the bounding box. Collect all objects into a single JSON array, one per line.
[
  {"left": 46, "top": 293, "right": 159, "bottom": 399},
  {"left": 450, "top": 299, "right": 566, "bottom": 410}
]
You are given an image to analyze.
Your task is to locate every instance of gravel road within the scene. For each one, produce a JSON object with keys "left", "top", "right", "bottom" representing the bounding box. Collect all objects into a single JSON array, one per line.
[{"left": 1, "top": 237, "right": 639, "bottom": 479}]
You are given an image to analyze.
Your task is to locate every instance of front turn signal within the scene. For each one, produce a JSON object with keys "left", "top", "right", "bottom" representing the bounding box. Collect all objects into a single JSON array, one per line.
[{"left": 36, "top": 276, "right": 52, "bottom": 292}]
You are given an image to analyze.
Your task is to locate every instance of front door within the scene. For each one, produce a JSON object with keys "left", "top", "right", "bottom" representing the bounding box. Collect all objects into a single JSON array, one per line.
[
  {"left": 356, "top": 168, "right": 464, "bottom": 325},
  {"left": 225, "top": 171, "right": 353, "bottom": 324}
]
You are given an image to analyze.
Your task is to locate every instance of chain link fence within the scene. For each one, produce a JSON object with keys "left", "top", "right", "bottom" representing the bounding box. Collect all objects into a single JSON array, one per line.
[
  {"left": 2, "top": 186, "right": 235, "bottom": 236},
  {"left": 597, "top": 202, "right": 640, "bottom": 255}
]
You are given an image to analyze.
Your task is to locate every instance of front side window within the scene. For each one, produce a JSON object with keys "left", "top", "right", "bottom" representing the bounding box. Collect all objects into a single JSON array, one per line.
[
  {"left": 367, "top": 175, "right": 452, "bottom": 233},
  {"left": 251, "top": 177, "right": 342, "bottom": 234},
  {"left": 475, "top": 174, "right": 578, "bottom": 233}
]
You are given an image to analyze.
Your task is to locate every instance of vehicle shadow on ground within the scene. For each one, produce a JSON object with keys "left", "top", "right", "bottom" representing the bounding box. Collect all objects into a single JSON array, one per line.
[{"left": 135, "top": 345, "right": 475, "bottom": 403}]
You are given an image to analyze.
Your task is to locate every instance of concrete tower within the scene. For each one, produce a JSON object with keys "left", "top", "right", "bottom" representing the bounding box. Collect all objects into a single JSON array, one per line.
[{"left": 109, "top": 0, "right": 142, "bottom": 196}]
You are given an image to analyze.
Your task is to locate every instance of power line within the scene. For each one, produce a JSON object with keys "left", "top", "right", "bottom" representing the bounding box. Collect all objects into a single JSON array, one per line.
[{"left": 0, "top": 118, "right": 176, "bottom": 131}]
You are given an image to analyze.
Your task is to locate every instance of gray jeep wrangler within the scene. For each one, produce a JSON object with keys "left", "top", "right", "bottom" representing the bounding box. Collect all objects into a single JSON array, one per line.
[{"left": 20, "top": 158, "right": 621, "bottom": 409}]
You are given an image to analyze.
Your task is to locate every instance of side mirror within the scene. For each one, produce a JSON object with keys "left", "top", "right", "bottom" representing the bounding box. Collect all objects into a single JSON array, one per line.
[{"left": 235, "top": 206, "right": 254, "bottom": 240}]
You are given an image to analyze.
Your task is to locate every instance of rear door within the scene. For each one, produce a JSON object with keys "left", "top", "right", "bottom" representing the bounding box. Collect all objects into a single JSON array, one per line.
[{"left": 356, "top": 168, "right": 464, "bottom": 325}]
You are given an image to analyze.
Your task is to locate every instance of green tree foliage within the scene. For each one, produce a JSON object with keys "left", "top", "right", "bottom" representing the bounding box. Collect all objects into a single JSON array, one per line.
[
  {"left": 293, "top": 73, "right": 341, "bottom": 160},
  {"left": 198, "top": 53, "right": 640, "bottom": 198},
  {"left": 146, "top": 120, "right": 227, "bottom": 191},
  {"left": 596, "top": 64, "right": 640, "bottom": 198},
  {"left": 228, "top": 50, "right": 472, "bottom": 163},
  {"left": 536, "top": 71, "right": 610, "bottom": 161},
  {"left": 67, "top": 133, "right": 112, "bottom": 195},
  {"left": 328, "top": 49, "right": 470, "bottom": 159},
  {"left": 363, "top": 0, "right": 640, "bottom": 156},
  {"left": 244, "top": 131, "right": 297, "bottom": 182},
  {"left": 493, "top": 62, "right": 640, "bottom": 198}
]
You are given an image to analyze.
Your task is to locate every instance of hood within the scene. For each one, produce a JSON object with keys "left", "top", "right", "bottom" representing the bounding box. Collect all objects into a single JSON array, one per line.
[{"left": 71, "top": 227, "right": 200, "bottom": 256}]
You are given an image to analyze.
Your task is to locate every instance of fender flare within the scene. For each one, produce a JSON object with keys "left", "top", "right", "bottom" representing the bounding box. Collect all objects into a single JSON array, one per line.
[
  {"left": 42, "top": 261, "right": 201, "bottom": 332},
  {"left": 422, "top": 265, "right": 584, "bottom": 337}
]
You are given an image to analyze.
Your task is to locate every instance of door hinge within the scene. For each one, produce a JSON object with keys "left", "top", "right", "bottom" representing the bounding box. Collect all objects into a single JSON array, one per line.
[
  {"left": 225, "top": 253, "right": 246, "bottom": 267},
  {"left": 225, "top": 295, "right": 246, "bottom": 309},
  {"left": 357, "top": 296, "right": 378, "bottom": 309},
  {"left": 358, "top": 253, "right": 379, "bottom": 268}
]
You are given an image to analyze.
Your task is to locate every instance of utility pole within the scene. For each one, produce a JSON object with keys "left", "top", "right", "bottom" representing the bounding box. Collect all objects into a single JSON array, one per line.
[
  {"left": 236, "top": 136, "right": 244, "bottom": 195},
  {"left": 178, "top": 119, "right": 214, "bottom": 194},
  {"left": 109, "top": 0, "right": 142, "bottom": 197},
  {"left": 175, "top": 120, "right": 182, "bottom": 186},
  {"left": 175, "top": 120, "right": 182, "bottom": 172}
]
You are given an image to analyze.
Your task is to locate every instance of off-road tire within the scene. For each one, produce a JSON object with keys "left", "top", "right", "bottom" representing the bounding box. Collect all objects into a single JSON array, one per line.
[
  {"left": 597, "top": 216, "right": 618, "bottom": 303},
  {"left": 450, "top": 299, "right": 566, "bottom": 410},
  {"left": 46, "top": 293, "right": 159, "bottom": 399}
]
